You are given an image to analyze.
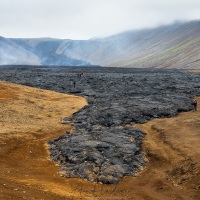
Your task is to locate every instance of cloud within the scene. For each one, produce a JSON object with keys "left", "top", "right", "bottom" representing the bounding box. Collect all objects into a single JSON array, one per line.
[{"left": 0, "top": 0, "right": 200, "bottom": 39}]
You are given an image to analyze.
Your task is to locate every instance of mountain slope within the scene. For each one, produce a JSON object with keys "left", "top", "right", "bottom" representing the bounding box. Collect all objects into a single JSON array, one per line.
[
  {"left": 62, "top": 21, "right": 200, "bottom": 68},
  {"left": 12, "top": 38, "right": 91, "bottom": 66},
  {"left": 3, "top": 20, "right": 200, "bottom": 68},
  {"left": 109, "top": 21, "right": 200, "bottom": 68},
  {"left": 0, "top": 36, "right": 41, "bottom": 65}
]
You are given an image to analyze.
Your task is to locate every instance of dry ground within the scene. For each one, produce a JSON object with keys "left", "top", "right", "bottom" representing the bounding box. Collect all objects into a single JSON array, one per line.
[
  {"left": 0, "top": 81, "right": 199, "bottom": 200},
  {"left": 186, "top": 69, "right": 200, "bottom": 73}
]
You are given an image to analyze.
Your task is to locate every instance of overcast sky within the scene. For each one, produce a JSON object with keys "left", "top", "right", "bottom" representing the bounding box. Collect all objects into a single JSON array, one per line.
[{"left": 1, "top": 0, "right": 200, "bottom": 39}]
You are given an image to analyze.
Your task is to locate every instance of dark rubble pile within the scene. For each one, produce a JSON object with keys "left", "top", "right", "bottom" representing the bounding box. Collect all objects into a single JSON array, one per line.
[
  {"left": 1, "top": 66, "right": 200, "bottom": 184},
  {"left": 49, "top": 126, "right": 145, "bottom": 184}
]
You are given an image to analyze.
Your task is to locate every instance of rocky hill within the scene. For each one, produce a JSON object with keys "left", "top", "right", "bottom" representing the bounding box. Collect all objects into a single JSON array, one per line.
[{"left": 1, "top": 20, "right": 200, "bottom": 68}]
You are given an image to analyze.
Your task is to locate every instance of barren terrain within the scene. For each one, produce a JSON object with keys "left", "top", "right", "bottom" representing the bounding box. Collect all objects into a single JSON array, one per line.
[
  {"left": 3, "top": 21, "right": 200, "bottom": 69},
  {"left": 0, "top": 79, "right": 199, "bottom": 199}
]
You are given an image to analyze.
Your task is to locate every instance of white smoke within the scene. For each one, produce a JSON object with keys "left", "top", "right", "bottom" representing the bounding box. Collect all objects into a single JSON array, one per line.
[{"left": 0, "top": 37, "right": 41, "bottom": 65}]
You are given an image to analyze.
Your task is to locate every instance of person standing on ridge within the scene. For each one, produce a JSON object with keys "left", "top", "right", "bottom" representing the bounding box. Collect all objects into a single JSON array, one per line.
[{"left": 192, "top": 98, "right": 197, "bottom": 111}]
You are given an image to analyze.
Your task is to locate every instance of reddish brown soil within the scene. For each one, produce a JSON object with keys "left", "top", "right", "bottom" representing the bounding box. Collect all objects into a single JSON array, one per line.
[
  {"left": 0, "top": 81, "right": 199, "bottom": 200},
  {"left": 186, "top": 69, "right": 200, "bottom": 73}
]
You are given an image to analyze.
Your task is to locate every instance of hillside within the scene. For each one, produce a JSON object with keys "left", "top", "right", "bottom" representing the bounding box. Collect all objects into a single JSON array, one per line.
[
  {"left": 64, "top": 21, "right": 200, "bottom": 68},
  {"left": 1, "top": 20, "right": 200, "bottom": 68},
  {"left": 11, "top": 38, "right": 91, "bottom": 66},
  {"left": 0, "top": 36, "right": 41, "bottom": 65},
  {"left": 109, "top": 21, "right": 200, "bottom": 68}
]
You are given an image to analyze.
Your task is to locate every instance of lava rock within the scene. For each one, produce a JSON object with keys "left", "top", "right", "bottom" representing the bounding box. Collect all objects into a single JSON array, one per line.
[{"left": 1, "top": 66, "right": 200, "bottom": 184}]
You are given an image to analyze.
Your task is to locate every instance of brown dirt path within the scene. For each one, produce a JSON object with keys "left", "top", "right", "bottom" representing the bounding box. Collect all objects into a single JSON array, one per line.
[
  {"left": 0, "top": 81, "right": 200, "bottom": 200},
  {"left": 0, "top": 81, "right": 89, "bottom": 200},
  {"left": 186, "top": 69, "right": 200, "bottom": 73},
  {"left": 133, "top": 97, "right": 200, "bottom": 200}
]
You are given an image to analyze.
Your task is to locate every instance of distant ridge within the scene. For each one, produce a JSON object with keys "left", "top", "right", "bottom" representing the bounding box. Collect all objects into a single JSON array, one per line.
[
  {"left": 10, "top": 38, "right": 91, "bottom": 66},
  {"left": 1, "top": 20, "right": 200, "bottom": 68},
  {"left": 0, "top": 36, "right": 40, "bottom": 65}
]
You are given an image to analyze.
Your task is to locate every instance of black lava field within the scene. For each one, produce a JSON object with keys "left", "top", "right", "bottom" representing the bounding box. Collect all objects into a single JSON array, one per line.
[{"left": 1, "top": 66, "right": 200, "bottom": 184}]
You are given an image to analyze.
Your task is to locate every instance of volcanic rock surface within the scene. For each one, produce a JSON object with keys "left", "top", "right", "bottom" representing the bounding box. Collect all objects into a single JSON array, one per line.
[{"left": 1, "top": 66, "right": 200, "bottom": 184}]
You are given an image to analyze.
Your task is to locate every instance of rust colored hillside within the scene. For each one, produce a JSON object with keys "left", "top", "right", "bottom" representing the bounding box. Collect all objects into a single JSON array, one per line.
[{"left": 0, "top": 81, "right": 199, "bottom": 199}]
